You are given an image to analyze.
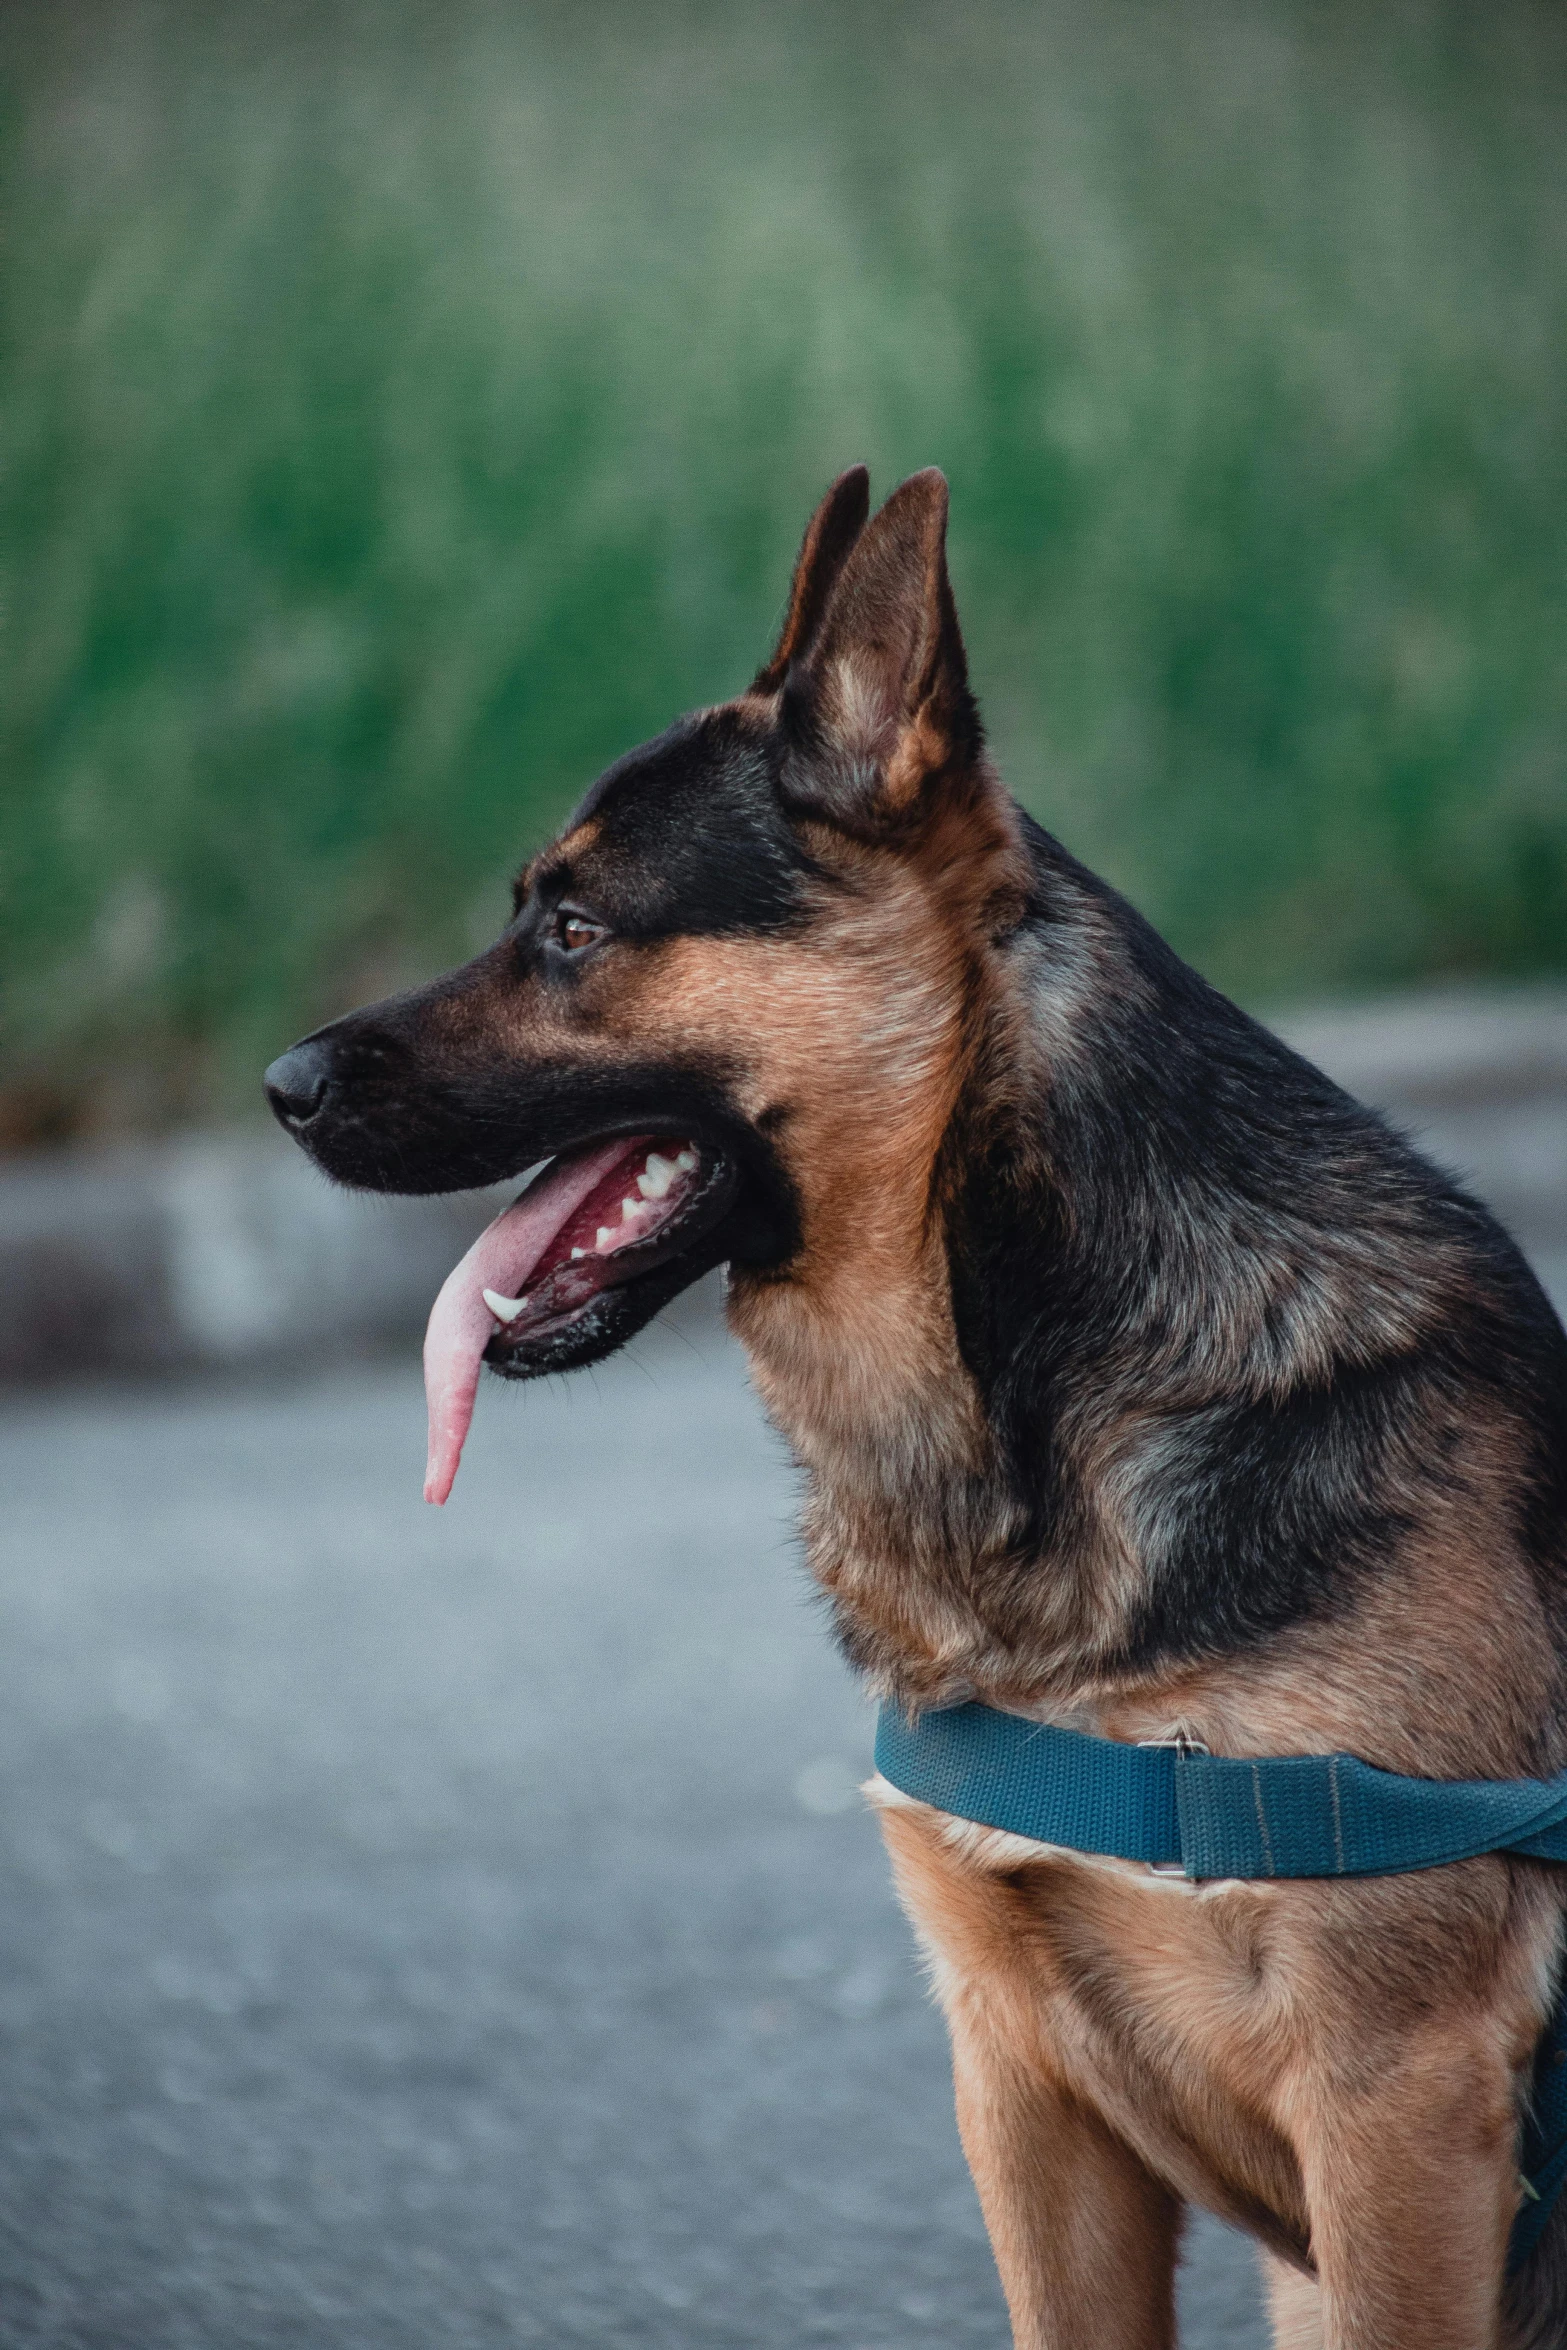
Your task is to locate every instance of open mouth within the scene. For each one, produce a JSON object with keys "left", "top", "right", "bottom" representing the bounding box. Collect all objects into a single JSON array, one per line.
[{"left": 422, "top": 1134, "right": 734, "bottom": 1503}]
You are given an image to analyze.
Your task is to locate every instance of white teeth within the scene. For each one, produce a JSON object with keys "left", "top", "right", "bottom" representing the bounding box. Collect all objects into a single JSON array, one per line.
[
  {"left": 482, "top": 1288, "right": 527, "bottom": 1322},
  {"left": 637, "top": 1152, "right": 675, "bottom": 1200},
  {"left": 577, "top": 1151, "right": 697, "bottom": 1262},
  {"left": 570, "top": 1246, "right": 587, "bottom": 1260}
]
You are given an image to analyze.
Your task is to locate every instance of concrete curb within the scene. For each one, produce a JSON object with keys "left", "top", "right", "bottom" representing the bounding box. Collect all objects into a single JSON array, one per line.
[
  {"left": 0, "top": 1133, "right": 511, "bottom": 1380},
  {"left": 2, "top": 985, "right": 1563, "bottom": 1380}
]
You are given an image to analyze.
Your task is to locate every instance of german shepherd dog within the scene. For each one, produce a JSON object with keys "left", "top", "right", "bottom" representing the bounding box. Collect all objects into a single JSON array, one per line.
[{"left": 266, "top": 468, "right": 1567, "bottom": 2347}]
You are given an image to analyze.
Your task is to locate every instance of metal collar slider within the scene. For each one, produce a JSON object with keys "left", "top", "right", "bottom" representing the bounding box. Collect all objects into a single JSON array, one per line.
[{"left": 1138, "top": 1729, "right": 1209, "bottom": 1876}]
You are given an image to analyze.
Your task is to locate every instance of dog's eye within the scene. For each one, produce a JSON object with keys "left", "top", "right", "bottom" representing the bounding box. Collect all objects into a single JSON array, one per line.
[{"left": 552, "top": 908, "right": 606, "bottom": 955}]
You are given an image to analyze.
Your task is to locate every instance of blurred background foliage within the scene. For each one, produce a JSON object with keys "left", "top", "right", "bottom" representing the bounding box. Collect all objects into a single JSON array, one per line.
[{"left": 5, "top": 0, "right": 1567, "bottom": 1142}]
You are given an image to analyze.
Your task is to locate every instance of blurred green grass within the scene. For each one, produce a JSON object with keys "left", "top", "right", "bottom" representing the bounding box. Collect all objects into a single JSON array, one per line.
[{"left": 5, "top": 0, "right": 1567, "bottom": 1140}]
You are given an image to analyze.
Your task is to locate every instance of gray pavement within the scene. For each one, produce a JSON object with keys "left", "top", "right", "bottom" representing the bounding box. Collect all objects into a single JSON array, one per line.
[{"left": 0, "top": 1295, "right": 1268, "bottom": 2347}]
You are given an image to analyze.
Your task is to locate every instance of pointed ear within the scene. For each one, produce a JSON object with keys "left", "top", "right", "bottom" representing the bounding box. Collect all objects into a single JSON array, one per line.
[
  {"left": 780, "top": 468, "right": 981, "bottom": 835},
  {"left": 751, "top": 465, "right": 871, "bottom": 693}
]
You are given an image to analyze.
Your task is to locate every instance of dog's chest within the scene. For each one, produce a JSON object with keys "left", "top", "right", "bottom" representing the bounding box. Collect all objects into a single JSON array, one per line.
[{"left": 873, "top": 1784, "right": 1312, "bottom": 2247}]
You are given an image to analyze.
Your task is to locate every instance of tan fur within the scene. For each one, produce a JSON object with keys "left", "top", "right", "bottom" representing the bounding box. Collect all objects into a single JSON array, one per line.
[
  {"left": 876, "top": 1782, "right": 1552, "bottom": 2348},
  {"left": 510, "top": 475, "right": 1567, "bottom": 2341},
  {"left": 1264, "top": 2252, "right": 1325, "bottom": 2349},
  {"left": 767, "top": 849, "right": 1564, "bottom": 2341},
  {"left": 515, "top": 768, "right": 1040, "bottom": 1699},
  {"left": 721, "top": 483, "right": 1563, "bottom": 2342},
  {"left": 289, "top": 464, "right": 1567, "bottom": 2341},
  {"left": 523, "top": 725, "right": 1564, "bottom": 2340}
]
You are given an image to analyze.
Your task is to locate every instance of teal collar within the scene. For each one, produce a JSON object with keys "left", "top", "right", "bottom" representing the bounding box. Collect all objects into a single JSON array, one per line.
[{"left": 874, "top": 1699, "right": 1567, "bottom": 2273}]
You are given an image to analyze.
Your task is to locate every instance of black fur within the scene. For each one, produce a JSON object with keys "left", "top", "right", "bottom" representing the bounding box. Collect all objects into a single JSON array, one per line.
[
  {"left": 541, "top": 712, "right": 815, "bottom": 941},
  {"left": 267, "top": 699, "right": 1567, "bottom": 1683},
  {"left": 940, "top": 814, "right": 1567, "bottom": 1686},
  {"left": 263, "top": 711, "right": 809, "bottom": 1374},
  {"left": 264, "top": 468, "right": 1567, "bottom": 2328}
]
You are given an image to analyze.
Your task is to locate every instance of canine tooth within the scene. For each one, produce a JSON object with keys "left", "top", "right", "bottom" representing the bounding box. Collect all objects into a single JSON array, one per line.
[
  {"left": 674, "top": 1148, "right": 697, "bottom": 1173},
  {"left": 482, "top": 1288, "right": 527, "bottom": 1322},
  {"left": 596, "top": 1226, "right": 616, "bottom": 1251},
  {"left": 638, "top": 1153, "right": 675, "bottom": 1199}
]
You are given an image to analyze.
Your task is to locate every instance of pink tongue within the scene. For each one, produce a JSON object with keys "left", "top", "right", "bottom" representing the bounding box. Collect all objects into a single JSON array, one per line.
[{"left": 422, "top": 1138, "right": 638, "bottom": 1505}]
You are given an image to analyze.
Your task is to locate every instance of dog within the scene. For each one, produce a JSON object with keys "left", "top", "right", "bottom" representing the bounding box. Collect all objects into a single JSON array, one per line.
[{"left": 266, "top": 466, "right": 1567, "bottom": 2347}]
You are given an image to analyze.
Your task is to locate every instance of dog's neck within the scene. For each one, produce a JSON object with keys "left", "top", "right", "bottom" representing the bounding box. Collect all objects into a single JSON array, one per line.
[{"left": 728, "top": 812, "right": 1554, "bottom": 1737}]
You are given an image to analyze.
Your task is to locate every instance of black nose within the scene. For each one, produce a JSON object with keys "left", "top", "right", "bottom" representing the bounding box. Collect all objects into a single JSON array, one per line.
[{"left": 264, "top": 1038, "right": 334, "bottom": 1128}]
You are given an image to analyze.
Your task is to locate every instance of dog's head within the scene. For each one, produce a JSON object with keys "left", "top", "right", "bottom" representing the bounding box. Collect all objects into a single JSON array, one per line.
[{"left": 266, "top": 468, "right": 1029, "bottom": 1491}]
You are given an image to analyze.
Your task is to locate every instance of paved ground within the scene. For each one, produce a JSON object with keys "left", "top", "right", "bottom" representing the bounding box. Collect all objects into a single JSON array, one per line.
[{"left": 0, "top": 1298, "right": 1270, "bottom": 2348}]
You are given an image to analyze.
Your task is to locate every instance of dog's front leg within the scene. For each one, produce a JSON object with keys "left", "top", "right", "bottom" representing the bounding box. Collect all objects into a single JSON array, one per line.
[
  {"left": 947, "top": 1990, "right": 1181, "bottom": 2349},
  {"left": 879, "top": 1804, "right": 1180, "bottom": 2347},
  {"left": 1260, "top": 2249, "right": 1323, "bottom": 2348},
  {"left": 1289, "top": 2023, "right": 1519, "bottom": 2350}
]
